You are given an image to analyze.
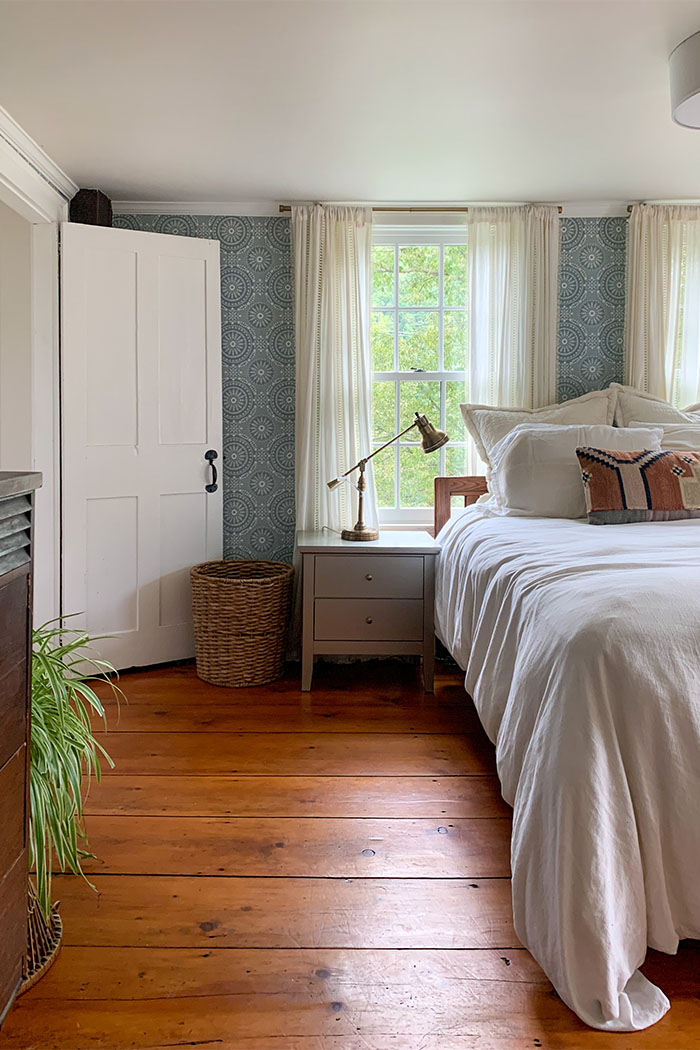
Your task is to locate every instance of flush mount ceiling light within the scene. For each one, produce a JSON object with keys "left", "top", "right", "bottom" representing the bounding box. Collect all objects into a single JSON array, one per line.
[{"left": 670, "top": 30, "right": 700, "bottom": 127}]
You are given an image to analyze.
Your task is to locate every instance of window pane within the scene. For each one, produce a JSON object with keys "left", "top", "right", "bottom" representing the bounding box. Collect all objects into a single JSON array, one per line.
[
  {"left": 444, "top": 244, "right": 468, "bottom": 307},
  {"left": 373, "top": 446, "right": 396, "bottom": 508},
  {"left": 399, "top": 380, "right": 440, "bottom": 432},
  {"left": 372, "top": 245, "right": 395, "bottom": 307},
  {"left": 398, "top": 311, "right": 438, "bottom": 371},
  {"left": 444, "top": 310, "right": 467, "bottom": 370},
  {"left": 399, "top": 446, "right": 443, "bottom": 508},
  {"left": 445, "top": 444, "right": 467, "bottom": 478},
  {"left": 373, "top": 381, "right": 396, "bottom": 442},
  {"left": 399, "top": 245, "right": 439, "bottom": 306},
  {"left": 445, "top": 381, "right": 467, "bottom": 441},
  {"left": 371, "top": 310, "right": 394, "bottom": 371}
]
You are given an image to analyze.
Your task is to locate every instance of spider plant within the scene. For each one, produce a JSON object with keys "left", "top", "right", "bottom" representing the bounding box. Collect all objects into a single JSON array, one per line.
[{"left": 30, "top": 618, "right": 121, "bottom": 920}]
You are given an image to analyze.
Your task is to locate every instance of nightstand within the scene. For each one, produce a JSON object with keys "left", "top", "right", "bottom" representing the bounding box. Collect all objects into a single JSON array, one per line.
[{"left": 296, "top": 530, "right": 441, "bottom": 693}]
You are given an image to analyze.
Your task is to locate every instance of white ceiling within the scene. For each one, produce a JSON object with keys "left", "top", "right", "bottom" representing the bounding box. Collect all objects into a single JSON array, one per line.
[{"left": 2, "top": 0, "right": 700, "bottom": 204}]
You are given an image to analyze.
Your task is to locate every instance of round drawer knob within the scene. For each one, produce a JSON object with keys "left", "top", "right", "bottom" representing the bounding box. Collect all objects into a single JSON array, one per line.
[
  {"left": 365, "top": 574, "right": 373, "bottom": 581},
  {"left": 366, "top": 616, "right": 373, "bottom": 624}
]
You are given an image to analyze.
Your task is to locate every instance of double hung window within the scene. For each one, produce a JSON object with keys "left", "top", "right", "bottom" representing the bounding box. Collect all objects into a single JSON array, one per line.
[{"left": 371, "top": 228, "right": 469, "bottom": 524}]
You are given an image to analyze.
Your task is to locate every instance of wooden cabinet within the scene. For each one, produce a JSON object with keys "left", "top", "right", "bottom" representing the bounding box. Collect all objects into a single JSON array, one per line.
[{"left": 0, "top": 472, "right": 41, "bottom": 1027}]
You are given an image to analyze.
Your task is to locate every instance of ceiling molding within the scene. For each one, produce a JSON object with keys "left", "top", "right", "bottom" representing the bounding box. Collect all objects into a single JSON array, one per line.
[
  {"left": 0, "top": 105, "right": 77, "bottom": 204},
  {"left": 112, "top": 200, "right": 281, "bottom": 216},
  {"left": 114, "top": 199, "right": 633, "bottom": 219}
]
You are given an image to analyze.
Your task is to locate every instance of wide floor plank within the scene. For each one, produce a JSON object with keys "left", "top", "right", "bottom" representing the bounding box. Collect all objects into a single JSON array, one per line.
[
  {"left": 83, "top": 774, "right": 510, "bottom": 818},
  {"left": 4, "top": 946, "right": 699, "bottom": 1050},
  {"left": 105, "top": 662, "right": 470, "bottom": 708},
  {"left": 56, "top": 874, "right": 519, "bottom": 949},
  {"left": 81, "top": 815, "right": 512, "bottom": 878},
  {"left": 94, "top": 731, "right": 495, "bottom": 776},
  {"left": 97, "top": 699, "right": 479, "bottom": 734}
]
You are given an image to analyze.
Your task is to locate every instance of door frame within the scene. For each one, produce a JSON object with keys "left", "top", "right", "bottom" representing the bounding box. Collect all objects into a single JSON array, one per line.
[{"left": 0, "top": 105, "right": 78, "bottom": 624}]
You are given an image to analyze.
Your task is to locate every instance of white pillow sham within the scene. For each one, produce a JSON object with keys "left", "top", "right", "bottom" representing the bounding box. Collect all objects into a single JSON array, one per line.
[
  {"left": 611, "top": 383, "right": 700, "bottom": 426},
  {"left": 460, "top": 388, "right": 617, "bottom": 468},
  {"left": 486, "top": 423, "right": 663, "bottom": 519},
  {"left": 628, "top": 419, "right": 700, "bottom": 451}
]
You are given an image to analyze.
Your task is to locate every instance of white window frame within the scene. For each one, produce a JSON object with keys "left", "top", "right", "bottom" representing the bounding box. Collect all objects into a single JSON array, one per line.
[{"left": 372, "top": 225, "right": 468, "bottom": 526}]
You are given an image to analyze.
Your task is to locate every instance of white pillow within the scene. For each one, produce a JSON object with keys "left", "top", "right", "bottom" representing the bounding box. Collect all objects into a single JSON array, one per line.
[
  {"left": 628, "top": 419, "right": 700, "bottom": 451},
  {"left": 486, "top": 423, "right": 663, "bottom": 519},
  {"left": 611, "top": 383, "right": 700, "bottom": 426},
  {"left": 460, "top": 388, "right": 617, "bottom": 468}
]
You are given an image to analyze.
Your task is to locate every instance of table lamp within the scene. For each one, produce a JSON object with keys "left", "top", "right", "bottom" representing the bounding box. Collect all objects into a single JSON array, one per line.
[{"left": 327, "top": 412, "right": 448, "bottom": 541}]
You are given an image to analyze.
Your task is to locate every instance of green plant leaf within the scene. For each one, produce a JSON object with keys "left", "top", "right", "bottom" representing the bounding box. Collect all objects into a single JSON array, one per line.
[{"left": 29, "top": 619, "right": 123, "bottom": 919}]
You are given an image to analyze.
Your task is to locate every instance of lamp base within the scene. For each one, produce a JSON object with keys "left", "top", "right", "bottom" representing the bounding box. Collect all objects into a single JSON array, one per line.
[{"left": 341, "top": 525, "right": 379, "bottom": 542}]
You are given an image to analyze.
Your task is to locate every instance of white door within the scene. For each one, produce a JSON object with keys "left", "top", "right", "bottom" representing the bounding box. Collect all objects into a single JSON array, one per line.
[{"left": 61, "top": 222, "right": 222, "bottom": 670}]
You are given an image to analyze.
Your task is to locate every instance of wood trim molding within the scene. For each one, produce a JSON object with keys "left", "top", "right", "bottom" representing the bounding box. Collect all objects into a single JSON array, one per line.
[
  {"left": 434, "top": 475, "right": 488, "bottom": 537},
  {"left": 559, "top": 202, "right": 629, "bottom": 217},
  {"left": 112, "top": 201, "right": 282, "bottom": 216},
  {"left": 30, "top": 223, "right": 61, "bottom": 624},
  {"left": 0, "top": 106, "right": 77, "bottom": 222}
]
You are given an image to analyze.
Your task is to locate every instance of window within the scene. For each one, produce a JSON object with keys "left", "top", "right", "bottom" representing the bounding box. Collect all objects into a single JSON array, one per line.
[{"left": 371, "top": 228, "right": 469, "bottom": 524}]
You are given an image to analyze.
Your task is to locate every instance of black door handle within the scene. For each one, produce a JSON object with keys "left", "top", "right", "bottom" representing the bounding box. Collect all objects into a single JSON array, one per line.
[{"left": 204, "top": 449, "right": 218, "bottom": 493}]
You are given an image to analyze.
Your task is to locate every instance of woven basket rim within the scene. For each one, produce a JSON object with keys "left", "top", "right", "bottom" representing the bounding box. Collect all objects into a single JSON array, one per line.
[{"left": 191, "top": 559, "right": 293, "bottom": 582}]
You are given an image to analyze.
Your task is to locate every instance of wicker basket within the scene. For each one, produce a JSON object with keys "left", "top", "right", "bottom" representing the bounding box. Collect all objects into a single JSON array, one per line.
[{"left": 190, "top": 560, "right": 293, "bottom": 687}]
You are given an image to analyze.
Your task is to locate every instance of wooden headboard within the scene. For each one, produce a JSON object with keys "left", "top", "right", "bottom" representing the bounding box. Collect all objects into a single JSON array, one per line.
[{"left": 434, "top": 475, "right": 488, "bottom": 537}]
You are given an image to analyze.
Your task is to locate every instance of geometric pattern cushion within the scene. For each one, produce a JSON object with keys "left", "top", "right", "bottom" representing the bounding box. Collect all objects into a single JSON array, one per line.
[{"left": 575, "top": 447, "right": 700, "bottom": 524}]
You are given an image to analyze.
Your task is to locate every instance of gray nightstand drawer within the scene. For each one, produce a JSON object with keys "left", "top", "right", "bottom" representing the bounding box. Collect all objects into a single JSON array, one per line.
[
  {"left": 315, "top": 598, "right": 423, "bottom": 641},
  {"left": 314, "top": 555, "right": 423, "bottom": 599}
]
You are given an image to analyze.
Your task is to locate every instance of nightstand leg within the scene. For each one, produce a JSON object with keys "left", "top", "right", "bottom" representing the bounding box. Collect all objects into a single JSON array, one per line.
[
  {"left": 301, "top": 552, "right": 314, "bottom": 691},
  {"left": 301, "top": 647, "right": 313, "bottom": 692},
  {"left": 423, "top": 636, "right": 435, "bottom": 693},
  {"left": 423, "top": 556, "right": 436, "bottom": 693}
]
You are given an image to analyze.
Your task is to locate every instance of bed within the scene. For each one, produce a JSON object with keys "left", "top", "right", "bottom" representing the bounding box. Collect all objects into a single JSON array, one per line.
[{"left": 432, "top": 474, "right": 700, "bottom": 1032}]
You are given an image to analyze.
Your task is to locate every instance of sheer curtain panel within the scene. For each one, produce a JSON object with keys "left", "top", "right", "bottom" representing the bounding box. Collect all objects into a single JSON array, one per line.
[
  {"left": 293, "top": 204, "right": 375, "bottom": 539},
  {"left": 466, "top": 205, "right": 560, "bottom": 412},
  {"left": 626, "top": 203, "right": 700, "bottom": 407}
]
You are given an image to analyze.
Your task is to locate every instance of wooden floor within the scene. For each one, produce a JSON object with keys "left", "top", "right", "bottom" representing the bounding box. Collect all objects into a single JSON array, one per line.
[{"left": 1, "top": 661, "right": 699, "bottom": 1049}]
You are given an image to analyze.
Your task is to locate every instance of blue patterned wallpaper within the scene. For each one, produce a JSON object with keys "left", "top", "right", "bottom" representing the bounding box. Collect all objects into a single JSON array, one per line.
[
  {"left": 557, "top": 216, "right": 627, "bottom": 401},
  {"left": 114, "top": 213, "right": 295, "bottom": 562},
  {"left": 114, "top": 211, "right": 626, "bottom": 559}
]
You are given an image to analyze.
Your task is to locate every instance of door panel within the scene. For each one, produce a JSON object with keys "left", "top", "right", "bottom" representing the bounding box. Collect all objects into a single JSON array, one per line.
[
  {"left": 86, "top": 496, "right": 138, "bottom": 636},
  {"left": 85, "top": 247, "right": 138, "bottom": 447},
  {"left": 62, "top": 223, "right": 222, "bottom": 669},
  {"left": 159, "top": 492, "right": 208, "bottom": 629},
  {"left": 157, "top": 255, "right": 208, "bottom": 446}
]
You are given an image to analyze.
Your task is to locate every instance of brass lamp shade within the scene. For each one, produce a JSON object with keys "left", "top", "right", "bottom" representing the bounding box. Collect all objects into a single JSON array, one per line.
[{"left": 414, "top": 413, "right": 449, "bottom": 454}]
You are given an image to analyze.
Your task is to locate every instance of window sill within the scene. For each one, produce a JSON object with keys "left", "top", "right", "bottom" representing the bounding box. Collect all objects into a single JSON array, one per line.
[{"left": 380, "top": 521, "right": 435, "bottom": 536}]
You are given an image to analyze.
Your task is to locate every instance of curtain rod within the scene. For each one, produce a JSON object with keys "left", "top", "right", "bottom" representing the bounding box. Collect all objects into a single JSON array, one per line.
[
  {"left": 278, "top": 204, "right": 563, "bottom": 214},
  {"left": 625, "top": 203, "right": 700, "bottom": 212}
]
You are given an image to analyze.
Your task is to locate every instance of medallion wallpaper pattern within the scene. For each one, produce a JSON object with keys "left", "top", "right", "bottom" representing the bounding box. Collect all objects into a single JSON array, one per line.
[
  {"left": 557, "top": 217, "right": 627, "bottom": 401},
  {"left": 114, "top": 213, "right": 296, "bottom": 562},
  {"left": 115, "top": 211, "right": 627, "bottom": 561}
]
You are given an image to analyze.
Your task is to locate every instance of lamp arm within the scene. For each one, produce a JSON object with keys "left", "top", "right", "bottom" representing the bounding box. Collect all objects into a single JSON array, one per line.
[{"left": 339, "top": 421, "right": 418, "bottom": 479}]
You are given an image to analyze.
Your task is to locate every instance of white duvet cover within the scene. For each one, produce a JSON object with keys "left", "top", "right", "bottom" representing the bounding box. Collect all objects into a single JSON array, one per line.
[{"left": 435, "top": 506, "right": 700, "bottom": 1031}]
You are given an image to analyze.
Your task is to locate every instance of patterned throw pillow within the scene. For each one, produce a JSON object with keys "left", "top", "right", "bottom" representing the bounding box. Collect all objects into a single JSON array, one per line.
[{"left": 575, "top": 447, "right": 700, "bottom": 524}]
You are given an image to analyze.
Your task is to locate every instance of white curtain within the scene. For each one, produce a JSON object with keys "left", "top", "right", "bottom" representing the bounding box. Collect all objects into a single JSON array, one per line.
[
  {"left": 292, "top": 204, "right": 376, "bottom": 539},
  {"left": 466, "top": 205, "right": 560, "bottom": 412},
  {"left": 626, "top": 203, "right": 700, "bottom": 407}
]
